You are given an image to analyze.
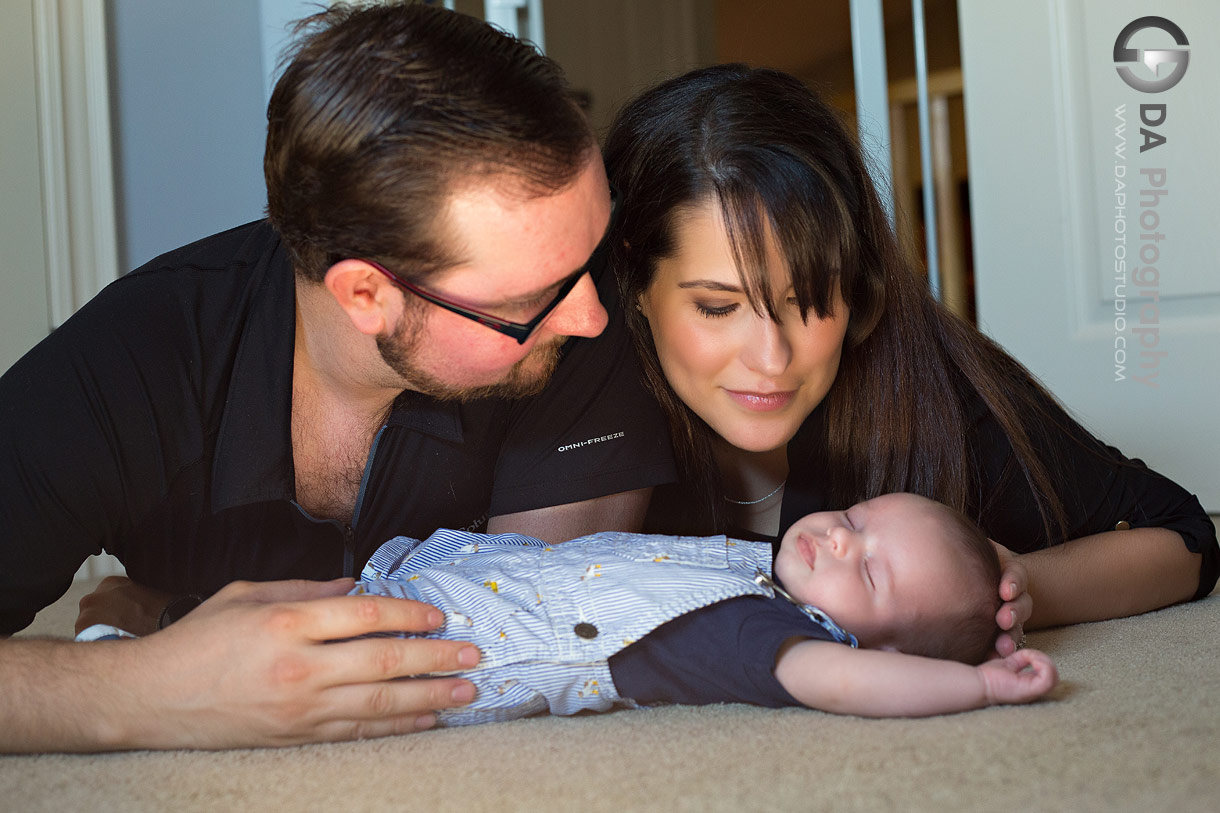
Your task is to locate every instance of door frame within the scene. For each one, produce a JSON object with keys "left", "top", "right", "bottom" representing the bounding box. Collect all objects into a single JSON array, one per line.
[{"left": 33, "top": 0, "right": 119, "bottom": 328}]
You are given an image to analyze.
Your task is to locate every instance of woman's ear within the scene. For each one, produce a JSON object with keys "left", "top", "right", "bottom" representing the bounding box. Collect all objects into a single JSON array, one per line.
[
  {"left": 323, "top": 259, "right": 397, "bottom": 336},
  {"left": 635, "top": 294, "right": 651, "bottom": 320}
]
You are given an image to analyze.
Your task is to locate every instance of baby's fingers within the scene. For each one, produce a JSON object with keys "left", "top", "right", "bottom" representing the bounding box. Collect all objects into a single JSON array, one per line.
[{"left": 1011, "top": 649, "right": 1059, "bottom": 695}]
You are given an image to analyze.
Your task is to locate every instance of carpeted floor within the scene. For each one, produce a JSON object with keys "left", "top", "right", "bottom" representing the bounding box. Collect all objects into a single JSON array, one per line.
[{"left": 3, "top": 577, "right": 1218, "bottom": 812}]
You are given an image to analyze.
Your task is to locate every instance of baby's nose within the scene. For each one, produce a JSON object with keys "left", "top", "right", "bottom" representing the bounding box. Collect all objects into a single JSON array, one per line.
[{"left": 825, "top": 527, "right": 853, "bottom": 558}]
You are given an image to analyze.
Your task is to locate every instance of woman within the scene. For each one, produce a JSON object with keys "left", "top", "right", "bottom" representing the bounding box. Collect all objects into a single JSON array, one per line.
[{"left": 603, "top": 64, "right": 1216, "bottom": 652}]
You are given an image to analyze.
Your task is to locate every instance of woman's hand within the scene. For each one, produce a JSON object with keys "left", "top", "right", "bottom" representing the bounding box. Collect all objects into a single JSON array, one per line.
[{"left": 990, "top": 541, "right": 1032, "bottom": 657}]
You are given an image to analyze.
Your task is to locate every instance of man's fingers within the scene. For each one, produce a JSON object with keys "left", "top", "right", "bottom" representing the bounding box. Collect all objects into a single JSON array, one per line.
[
  {"left": 217, "top": 578, "right": 357, "bottom": 605},
  {"left": 321, "top": 675, "right": 478, "bottom": 723},
  {"left": 95, "top": 575, "right": 135, "bottom": 592},
  {"left": 312, "top": 711, "right": 440, "bottom": 744},
  {"left": 316, "top": 636, "right": 481, "bottom": 684},
  {"left": 204, "top": 584, "right": 442, "bottom": 642},
  {"left": 267, "top": 593, "right": 446, "bottom": 642}
]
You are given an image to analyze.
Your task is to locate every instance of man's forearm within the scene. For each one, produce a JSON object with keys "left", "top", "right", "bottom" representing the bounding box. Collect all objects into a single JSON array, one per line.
[
  {"left": 0, "top": 638, "right": 142, "bottom": 752},
  {"left": 1022, "top": 528, "right": 1200, "bottom": 629},
  {"left": 488, "top": 487, "right": 653, "bottom": 543}
]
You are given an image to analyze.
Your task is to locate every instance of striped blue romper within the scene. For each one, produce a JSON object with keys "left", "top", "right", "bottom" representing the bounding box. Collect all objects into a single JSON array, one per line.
[{"left": 354, "top": 529, "right": 855, "bottom": 726}]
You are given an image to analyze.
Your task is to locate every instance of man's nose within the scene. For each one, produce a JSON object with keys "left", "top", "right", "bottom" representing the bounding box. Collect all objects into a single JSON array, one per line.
[{"left": 539, "top": 272, "right": 608, "bottom": 339}]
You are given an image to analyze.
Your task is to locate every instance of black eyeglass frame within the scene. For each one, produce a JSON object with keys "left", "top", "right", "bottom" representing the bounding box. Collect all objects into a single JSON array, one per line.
[{"left": 365, "top": 187, "right": 619, "bottom": 345}]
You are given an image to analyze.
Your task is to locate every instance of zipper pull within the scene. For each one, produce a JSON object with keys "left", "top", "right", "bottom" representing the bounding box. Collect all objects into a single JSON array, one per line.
[{"left": 343, "top": 526, "right": 356, "bottom": 578}]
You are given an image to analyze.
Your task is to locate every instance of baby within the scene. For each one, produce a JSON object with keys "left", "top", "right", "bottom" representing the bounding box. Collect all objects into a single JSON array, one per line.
[{"left": 351, "top": 493, "right": 1057, "bottom": 725}]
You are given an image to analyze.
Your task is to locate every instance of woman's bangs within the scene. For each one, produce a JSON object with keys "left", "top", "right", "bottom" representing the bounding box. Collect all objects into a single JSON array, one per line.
[{"left": 716, "top": 163, "right": 852, "bottom": 323}]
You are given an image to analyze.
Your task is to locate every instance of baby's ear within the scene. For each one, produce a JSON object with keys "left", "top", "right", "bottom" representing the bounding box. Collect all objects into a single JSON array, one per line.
[{"left": 871, "top": 628, "right": 906, "bottom": 653}]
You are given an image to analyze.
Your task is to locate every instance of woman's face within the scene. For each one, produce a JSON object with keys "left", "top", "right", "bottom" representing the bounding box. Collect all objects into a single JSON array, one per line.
[{"left": 639, "top": 201, "right": 850, "bottom": 453}]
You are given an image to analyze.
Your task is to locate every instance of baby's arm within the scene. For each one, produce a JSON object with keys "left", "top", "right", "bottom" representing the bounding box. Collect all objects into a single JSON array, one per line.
[{"left": 773, "top": 639, "right": 1057, "bottom": 717}]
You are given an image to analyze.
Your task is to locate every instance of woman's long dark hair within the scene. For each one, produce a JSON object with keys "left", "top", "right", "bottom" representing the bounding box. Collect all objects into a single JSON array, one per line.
[{"left": 605, "top": 64, "right": 1070, "bottom": 542}]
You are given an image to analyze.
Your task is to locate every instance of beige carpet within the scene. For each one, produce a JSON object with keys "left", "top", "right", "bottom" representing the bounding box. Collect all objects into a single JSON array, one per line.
[{"left": 3, "top": 578, "right": 1218, "bottom": 812}]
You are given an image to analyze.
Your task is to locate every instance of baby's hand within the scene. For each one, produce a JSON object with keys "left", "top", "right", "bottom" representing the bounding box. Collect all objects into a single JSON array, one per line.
[{"left": 977, "top": 649, "right": 1058, "bottom": 706}]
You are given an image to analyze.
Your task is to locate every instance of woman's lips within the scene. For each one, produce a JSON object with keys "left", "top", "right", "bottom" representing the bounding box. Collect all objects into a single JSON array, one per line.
[{"left": 724, "top": 389, "right": 795, "bottom": 412}]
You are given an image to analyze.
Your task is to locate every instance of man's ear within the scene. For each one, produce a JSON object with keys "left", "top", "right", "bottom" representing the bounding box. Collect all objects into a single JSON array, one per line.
[{"left": 323, "top": 259, "right": 400, "bottom": 336}]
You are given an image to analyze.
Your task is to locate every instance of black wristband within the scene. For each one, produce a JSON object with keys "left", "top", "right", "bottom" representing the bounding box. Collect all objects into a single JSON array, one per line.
[{"left": 158, "top": 594, "right": 203, "bottom": 630}]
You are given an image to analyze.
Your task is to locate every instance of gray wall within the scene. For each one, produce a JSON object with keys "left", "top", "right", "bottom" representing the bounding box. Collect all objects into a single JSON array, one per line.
[{"left": 107, "top": 0, "right": 270, "bottom": 271}]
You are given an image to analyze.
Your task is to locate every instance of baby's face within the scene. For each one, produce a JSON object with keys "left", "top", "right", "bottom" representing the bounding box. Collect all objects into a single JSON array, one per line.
[{"left": 774, "top": 493, "right": 976, "bottom": 649}]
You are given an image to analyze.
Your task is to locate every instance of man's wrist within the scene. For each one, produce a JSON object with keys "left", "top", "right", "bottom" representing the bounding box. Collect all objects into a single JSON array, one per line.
[{"left": 158, "top": 595, "right": 203, "bottom": 630}]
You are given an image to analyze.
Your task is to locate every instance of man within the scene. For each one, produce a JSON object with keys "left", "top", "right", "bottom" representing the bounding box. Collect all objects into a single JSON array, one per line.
[{"left": 0, "top": 3, "right": 673, "bottom": 751}]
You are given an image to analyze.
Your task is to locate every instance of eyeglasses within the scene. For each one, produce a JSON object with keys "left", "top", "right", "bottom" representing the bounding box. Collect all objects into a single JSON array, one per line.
[{"left": 366, "top": 188, "right": 619, "bottom": 345}]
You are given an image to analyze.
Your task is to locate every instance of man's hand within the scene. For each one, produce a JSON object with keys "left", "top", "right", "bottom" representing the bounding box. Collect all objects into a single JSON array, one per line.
[
  {"left": 76, "top": 576, "right": 172, "bottom": 636},
  {"left": 27, "top": 577, "right": 480, "bottom": 751},
  {"left": 128, "top": 578, "right": 482, "bottom": 748},
  {"left": 977, "top": 649, "right": 1058, "bottom": 706},
  {"left": 991, "top": 541, "right": 1033, "bottom": 657}
]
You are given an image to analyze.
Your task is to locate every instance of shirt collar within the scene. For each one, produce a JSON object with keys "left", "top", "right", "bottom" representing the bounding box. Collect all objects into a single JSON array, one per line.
[
  {"left": 387, "top": 391, "right": 464, "bottom": 443},
  {"left": 209, "top": 226, "right": 297, "bottom": 513}
]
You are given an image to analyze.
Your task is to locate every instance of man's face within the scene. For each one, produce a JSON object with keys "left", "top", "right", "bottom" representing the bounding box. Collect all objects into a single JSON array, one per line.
[{"left": 380, "top": 154, "right": 612, "bottom": 400}]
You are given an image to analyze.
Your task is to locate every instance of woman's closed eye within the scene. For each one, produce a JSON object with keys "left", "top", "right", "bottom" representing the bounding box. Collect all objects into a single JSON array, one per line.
[{"left": 695, "top": 301, "right": 739, "bottom": 318}]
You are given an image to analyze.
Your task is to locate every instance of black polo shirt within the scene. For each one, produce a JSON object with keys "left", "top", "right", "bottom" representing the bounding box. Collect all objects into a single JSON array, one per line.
[{"left": 0, "top": 220, "right": 675, "bottom": 634}]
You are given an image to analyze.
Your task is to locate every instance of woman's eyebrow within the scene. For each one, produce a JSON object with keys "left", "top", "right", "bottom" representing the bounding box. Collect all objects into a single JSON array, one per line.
[{"left": 677, "top": 280, "right": 744, "bottom": 292}]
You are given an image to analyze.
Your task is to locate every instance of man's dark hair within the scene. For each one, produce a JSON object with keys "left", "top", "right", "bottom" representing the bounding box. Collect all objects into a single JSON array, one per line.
[{"left": 265, "top": 1, "right": 594, "bottom": 283}]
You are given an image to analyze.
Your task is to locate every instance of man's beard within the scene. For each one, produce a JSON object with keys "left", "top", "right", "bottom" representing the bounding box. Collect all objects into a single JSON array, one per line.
[{"left": 377, "top": 316, "right": 564, "bottom": 401}]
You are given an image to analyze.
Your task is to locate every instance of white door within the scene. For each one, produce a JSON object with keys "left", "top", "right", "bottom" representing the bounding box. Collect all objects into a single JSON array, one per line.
[
  {"left": 960, "top": 1, "right": 1219, "bottom": 510},
  {"left": 0, "top": 1, "right": 124, "bottom": 579}
]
